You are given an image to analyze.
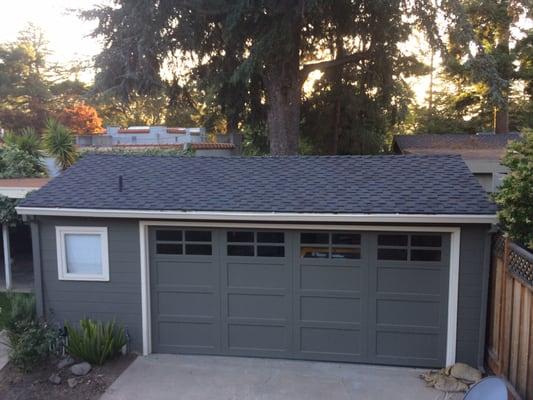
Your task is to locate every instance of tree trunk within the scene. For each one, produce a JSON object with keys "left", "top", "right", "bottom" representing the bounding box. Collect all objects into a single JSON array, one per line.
[
  {"left": 264, "top": 71, "right": 301, "bottom": 155},
  {"left": 494, "top": 107, "right": 509, "bottom": 134},
  {"left": 263, "top": 0, "right": 303, "bottom": 156}
]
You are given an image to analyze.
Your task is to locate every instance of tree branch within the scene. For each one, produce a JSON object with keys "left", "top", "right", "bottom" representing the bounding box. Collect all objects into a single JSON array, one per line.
[{"left": 299, "top": 51, "right": 370, "bottom": 83}]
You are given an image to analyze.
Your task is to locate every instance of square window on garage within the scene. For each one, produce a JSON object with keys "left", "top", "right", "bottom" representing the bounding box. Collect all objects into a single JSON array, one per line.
[
  {"left": 411, "top": 249, "right": 441, "bottom": 262},
  {"left": 411, "top": 235, "right": 442, "bottom": 248},
  {"left": 257, "top": 232, "right": 284, "bottom": 243},
  {"left": 378, "top": 234, "right": 408, "bottom": 246},
  {"left": 156, "top": 230, "right": 182, "bottom": 241},
  {"left": 185, "top": 244, "right": 212, "bottom": 255},
  {"left": 332, "top": 233, "right": 361, "bottom": 245},
  {"left": 257, "top": 245, "right": 285, "bottom": 257},
  {"left": 377, "top": 248, "right": 408, "bottom": 261},
  {"left": 331, "top": 247, "right": 361, "bottom": 259},
  {"left": 301, "top": 232, "right": 329, "bottom": 244},
  {"left": 157, "top": 243, "right": 183, "bottom": 255},
  {"left": 228, "top": 245, "right": 254, "bottom": 257},
  {"left": 301, "top": 246, "right": 329, "bottom": 258},
  {"left": 227, "top": 231, "right": 254, "bottom": 243},
  {"left": 185, "top": 230, "right": 212, "bottom": 242}
]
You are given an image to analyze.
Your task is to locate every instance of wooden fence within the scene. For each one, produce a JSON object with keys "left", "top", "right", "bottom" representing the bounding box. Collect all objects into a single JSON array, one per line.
[{"left": 486, "top": 234, "right": 533, "bottom": 399}]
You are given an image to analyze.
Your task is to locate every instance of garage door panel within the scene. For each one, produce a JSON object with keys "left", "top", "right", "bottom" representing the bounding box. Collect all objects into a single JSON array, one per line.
[
  {"left": 154, "top": 260, "right": 217, "bottom": 287},
  {"left": 376, "top": 299, "right": 441, "bottom": 327},
  {"left": 377, "top": 266, "right": 442, "bottom": 295},
  {"left": 158, "top": 321, "right": 218, "bottom": 351},
  {"left": 300, "top": 264, "right": 361, "bottom": 292},
  {"left": 228, "top": 324, "right": 289, "bottom": 352},
  {"left": 228, "top": 293, "right": 288, "bottom": 320},
  {"left": 227, "top": 262, "right": 287, "bottom": 289},
  {"left": 157, "top": 291, "right": 217, "bottom": 317},
  {"left": 300, "top": 296, "right": 361, "bottom": 324},
  {"left": 300, "top": 327, "right": 362, "bottom": 356},
  {"left": 375, "top": 331, "right": 441, "bottom": 361}
]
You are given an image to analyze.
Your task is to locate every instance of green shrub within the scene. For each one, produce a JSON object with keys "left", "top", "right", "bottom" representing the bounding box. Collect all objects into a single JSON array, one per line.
[
  {"left": 66, "top": 319, "right": 127, "bottom": 365},
  {"left": 493, "top": 132, "right": 533, "bottom": 249},
  {"left": 7, "top": 320, "right": 58, "bottom": 372},
  {"left": 1, "top": 293, "right": 58, "bottom": 371}
]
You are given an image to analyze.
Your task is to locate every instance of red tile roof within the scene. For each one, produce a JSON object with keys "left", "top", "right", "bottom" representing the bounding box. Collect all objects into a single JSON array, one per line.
[{"left": 0, "top": 178, "right": 50, "bottom": 188}]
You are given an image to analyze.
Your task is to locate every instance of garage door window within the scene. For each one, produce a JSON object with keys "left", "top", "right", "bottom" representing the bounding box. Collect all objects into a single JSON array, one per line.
[
  {"left": 227, "top": 231, "right": 285, "bottom": 257},
  {"left": 155, "top": 230, "right": 212, "bottom": 256},
  {"left": 377, "top": 234, "right": 442, "bottom": 262},
  {"left": 300, "top": 232, "right": 361, "bottom": 259}
]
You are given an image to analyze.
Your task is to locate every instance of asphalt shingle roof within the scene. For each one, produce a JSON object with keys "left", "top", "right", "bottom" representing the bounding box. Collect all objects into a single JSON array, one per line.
[{"left": 19, "top": 154, "right": 497, "bottom": 215}]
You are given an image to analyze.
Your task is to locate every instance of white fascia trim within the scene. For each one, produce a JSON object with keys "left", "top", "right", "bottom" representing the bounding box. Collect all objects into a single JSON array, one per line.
[
  {"left": 138, "top": 220, "right": 460, "bottom": 365},
  {"left": 16, "top": 207, "right": 497, "bottom": 224}
]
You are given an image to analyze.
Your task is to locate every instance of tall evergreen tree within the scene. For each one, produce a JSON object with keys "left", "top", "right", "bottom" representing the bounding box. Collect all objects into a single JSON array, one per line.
[{"left": 84, "top": 0, "right": 442, "bottom": 155}]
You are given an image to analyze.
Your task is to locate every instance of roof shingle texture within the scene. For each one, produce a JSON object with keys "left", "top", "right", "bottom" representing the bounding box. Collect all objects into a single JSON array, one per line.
[{"left": 20, "top": 154, "right": 497, "bottom": 215}]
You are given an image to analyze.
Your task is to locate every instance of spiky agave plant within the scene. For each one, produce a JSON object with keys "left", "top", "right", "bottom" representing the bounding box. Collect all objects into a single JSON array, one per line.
[
  {"left": 42, "top": 119, "right": 78, "bottom": 170},
  {"left": 4, "top": 127, "right": 43, "bottom": 159}
]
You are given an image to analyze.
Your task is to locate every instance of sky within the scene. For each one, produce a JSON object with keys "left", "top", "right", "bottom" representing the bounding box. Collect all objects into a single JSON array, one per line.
[{"left": 0, "top": 0, "right": 103, "bottom": 80}]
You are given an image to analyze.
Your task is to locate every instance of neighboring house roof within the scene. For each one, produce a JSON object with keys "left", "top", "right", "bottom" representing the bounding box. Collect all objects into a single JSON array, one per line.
[
  {"left": 393, "top": 133, "right": 521, "bottom": 159},
  {"left": 18, "top": 154, "right": 496, "bottom": 216},
  {"left": 0, "top": 178, "right": 50, "bottom": 199}
]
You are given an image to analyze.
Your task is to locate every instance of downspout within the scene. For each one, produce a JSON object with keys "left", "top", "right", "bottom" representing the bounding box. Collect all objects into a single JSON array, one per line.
[
  {"left": 2, "top": 223, "right": 12, "bottom": 289},
  {"left": 477, "top": 225, "right": 498, "bottom": 371}
]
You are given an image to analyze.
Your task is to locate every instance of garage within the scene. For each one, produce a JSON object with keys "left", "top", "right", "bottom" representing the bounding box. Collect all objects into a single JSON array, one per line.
[{"left": 149, "top": 228, "right": 450, "bottom": 367}]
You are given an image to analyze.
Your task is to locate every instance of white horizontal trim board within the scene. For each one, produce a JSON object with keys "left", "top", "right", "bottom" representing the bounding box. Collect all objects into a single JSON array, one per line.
[
  {"left": 138, "top": 220, "right": 460, "bottom": 366},
  {"left": 0, "top": 187, "right": 37, "bottom": 199},
  {"left": 16, "top": 206, "right": 497, "bottom": 224}
]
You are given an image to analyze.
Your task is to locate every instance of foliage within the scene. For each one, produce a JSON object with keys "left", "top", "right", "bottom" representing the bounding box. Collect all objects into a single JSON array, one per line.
[
  {"left": 57, "top": 102, "right": 104, "bottom": 135},
  {"left": 3, "top": 128, "right": 43, "bottom": 158},
  {"left": 42, "top": 118, "right": 78, "bottom": 170},
  {"left": 80, "top": 147, "right": 193, "bottom": 157},
  {"left": 66, "top": 319, "right": 126, "bottom": 365},
  {"left": 83, "top": 0, "right": 443, "bottom": 155},
  {"left": 1, "top": 293, "right": 59, "bottom": 372},
  {"left": 0, "top": 145, "right": 45, "bottom": 178},
  {"left": 493, "top": 132, "right": 533, "bottom": 249},
  {"left": 0, "top": 195, "right": 21, "bottom": 226}
]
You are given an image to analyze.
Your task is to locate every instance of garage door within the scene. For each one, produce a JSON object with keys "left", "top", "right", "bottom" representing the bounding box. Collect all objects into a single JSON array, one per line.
[{"left": 149, "top": 228, "right": 449, "bottom": 367}]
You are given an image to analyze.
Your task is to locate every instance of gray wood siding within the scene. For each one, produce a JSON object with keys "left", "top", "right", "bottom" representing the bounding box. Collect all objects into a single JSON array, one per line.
[
  {"left": 35, "top": 218, "right": 490, "bottom": 363},
  {"left": 37, "top": 217, "right": 143, "bottom": 352},
  {"left": 457, "top": 225, "right": 490, "bottom": 366}
]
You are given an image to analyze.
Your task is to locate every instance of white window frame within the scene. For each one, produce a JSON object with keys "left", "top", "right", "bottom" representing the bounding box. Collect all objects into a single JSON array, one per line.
[{"left": 56, "top": 226, "right": 110, "bottom": 281}]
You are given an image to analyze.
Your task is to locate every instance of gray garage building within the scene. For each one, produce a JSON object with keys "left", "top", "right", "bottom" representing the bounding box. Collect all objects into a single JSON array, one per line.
[{"left": 16, "top": 154, "right": 497, "bottom": 369}]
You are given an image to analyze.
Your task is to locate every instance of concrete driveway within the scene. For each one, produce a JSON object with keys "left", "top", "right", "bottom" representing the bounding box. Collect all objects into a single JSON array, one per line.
[{"left": 101, "top": 354, "right": 463, "bottom": 400}]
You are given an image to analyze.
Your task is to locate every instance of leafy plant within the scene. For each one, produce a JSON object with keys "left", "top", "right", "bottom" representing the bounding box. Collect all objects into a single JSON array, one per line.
[
  {"left": 0, "top": 195, "right": 21, "bottom": 226},
  {"left": 66, "top": 319, "right": 126, "bottom": 365},
  {"left": 1, "top": 293, "right": 58, "bottom": 372},
  {"left": 42, "top": 118, "right": 78, "bottom": 170},
  {"left": 493, "top": 131, "right": 533, "bottom": 249},
  {"left": 4, "top": 128, "right": 43, "bottom": 159},
  {"left": 0, "top": 145, "right": 45, "bottom": 178}
]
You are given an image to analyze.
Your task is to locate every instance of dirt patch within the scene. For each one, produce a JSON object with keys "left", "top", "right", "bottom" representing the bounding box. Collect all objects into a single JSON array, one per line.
[{"left": 0, "top": 353, "right": 136, "bottom": 400}]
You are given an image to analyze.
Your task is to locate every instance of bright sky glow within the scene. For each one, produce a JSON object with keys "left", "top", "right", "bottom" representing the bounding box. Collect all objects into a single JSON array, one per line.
[{"left": 0, "top": 0, "right": 104, "bottom": 80}]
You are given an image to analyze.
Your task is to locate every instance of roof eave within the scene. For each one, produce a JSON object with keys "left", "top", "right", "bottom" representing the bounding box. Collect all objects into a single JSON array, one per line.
[{"left": 15, "top": 206, "right": 498, "bottom": 225}]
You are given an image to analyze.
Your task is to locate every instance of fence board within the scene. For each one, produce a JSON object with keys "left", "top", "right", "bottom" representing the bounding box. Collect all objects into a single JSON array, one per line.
[{"left": 486, "top": 235, "right": 533, "bottom": 399}]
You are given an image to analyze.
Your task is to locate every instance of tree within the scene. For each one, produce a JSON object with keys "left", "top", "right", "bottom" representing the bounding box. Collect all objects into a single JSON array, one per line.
[
  {"left": 493, "top": 131, "right": 533, "bottom": 249},
  {"left": 57, "top": 102, "right": 104, "bottom": 135},
  {"left": 0, "top": 146, "right": 45, "bottom": 178},
  {"left": 83, "top": 0, "right": 442, "bottom": 155},
  {"left": 439, "top": 0, "right": 532, "bottom": 133},
  {"left": 42, "top": 119, "right": 78, "bottom": 170},
  {"left": 0, "top": 196, "right": 21, "bottom": 227},
  {"left": 0, "top": 24, "right": 52, "bottom": 132}
]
